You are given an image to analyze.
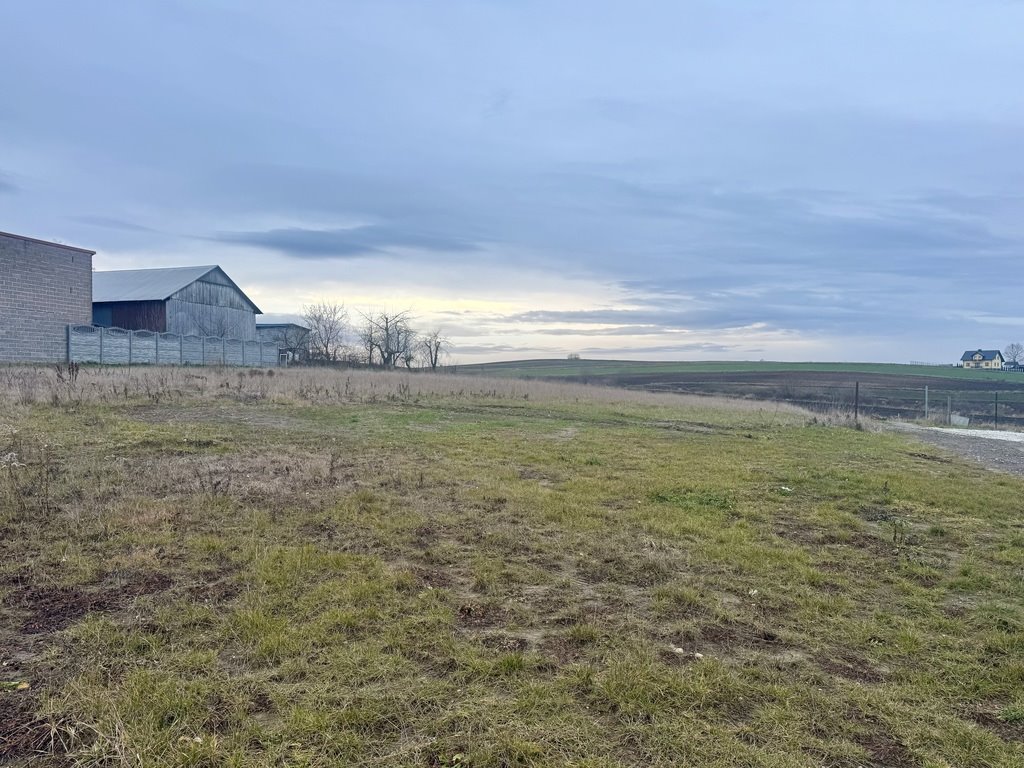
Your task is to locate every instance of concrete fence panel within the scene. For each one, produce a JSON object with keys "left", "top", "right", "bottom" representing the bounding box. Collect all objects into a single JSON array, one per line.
[
  {"left": 182, "top": 335, "right": 204, "bottom": 365},
  {"left": 202, "top": 337, "right": 224, "bottom": 366},
  {"left": 224, "top": 338, "right": 244, "bottom": 366},
  {"left": 68, "top": 325, "right": 280, "bottom": 367},
  {"left": 243, "top": 340, "right": 261, "bottom": 366},
  {"left": 261, "top": 341, "right": 279, "bottom": 365},
  {"left": 132, "top": 330, "right": 158, "bottom": 364},
  {"left": 158, "top": 333, "right": 182, "bottom": 365},
  {"left": 104, "top": 328, "right": 131, "bottom": 364},
  {"left": 68, "top": 326, "right": 102, "bottom": 363}
]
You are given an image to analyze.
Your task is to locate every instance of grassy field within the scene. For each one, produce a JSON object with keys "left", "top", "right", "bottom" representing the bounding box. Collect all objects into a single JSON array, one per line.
[
  {"left": 456, "top": 359, "right": 1024, "bottom": 383},
  {"left": 455, "top": 359, "right": 1024, "bottom": 425},
  {"left": 2, "top": 366, "right": 1023, "bottom": 766}
]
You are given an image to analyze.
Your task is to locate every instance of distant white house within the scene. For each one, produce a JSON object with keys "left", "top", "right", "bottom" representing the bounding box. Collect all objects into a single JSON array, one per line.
[{"left": 960, "top": 349, "right": 1004, "bottom": 369}]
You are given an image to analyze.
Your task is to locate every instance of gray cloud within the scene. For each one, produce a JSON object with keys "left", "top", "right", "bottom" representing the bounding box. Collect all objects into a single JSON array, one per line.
[
  {"left": 3, "top": 1, "right": 1024, "bottom": 361},
  {"left": 450, "top": 343, "right": 539, "bottom": 356},
  {"left": 212, "top": 225, "right": 481, "bottom": 259},
  {"left": 72, "top": 215, "right": 155, "bottom": 232},
  {"left": 505, "top": 301, "right": 890, "bottom": 336},
  {"left": 528, "top": 325, "right": 676, "bottom": 337}
]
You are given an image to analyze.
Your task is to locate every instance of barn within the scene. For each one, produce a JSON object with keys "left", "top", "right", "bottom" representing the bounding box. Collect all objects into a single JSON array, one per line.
[
  {"left": 256, "top": 323, "right": 311, "bottom": 364},
  {"left": 92, "top": 265, "right": 262, "bottom": 341},
  {"left": 0, "top": 230, "right": 94, "bottom": 362}
]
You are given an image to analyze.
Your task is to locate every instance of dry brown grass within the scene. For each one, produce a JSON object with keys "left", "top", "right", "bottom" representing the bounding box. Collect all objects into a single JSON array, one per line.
[{"left": 0, "top": 363, "right": 810, "bottom": 416}]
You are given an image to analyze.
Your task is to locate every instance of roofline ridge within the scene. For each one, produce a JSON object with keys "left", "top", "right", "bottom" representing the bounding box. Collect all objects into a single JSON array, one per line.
[
  {"left": 0, "top": 230, "right": 95, "bottom": 255},
  {"left": 94, "top": 264, "right": 219, "bottom": 273}
]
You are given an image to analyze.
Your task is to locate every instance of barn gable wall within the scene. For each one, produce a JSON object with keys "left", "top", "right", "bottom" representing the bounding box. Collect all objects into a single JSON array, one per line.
[
  {"left": 171, "top": 274, "right": 255, "bottom": 313},
  {"left": 0, "top": 233, "right": 93, "bottom": 362},
  {"left": 166, "top": 291, "right": 257, "bottom": 340},
  {"left": 165, "top": 269, "right": 258, "bottom": 339}
]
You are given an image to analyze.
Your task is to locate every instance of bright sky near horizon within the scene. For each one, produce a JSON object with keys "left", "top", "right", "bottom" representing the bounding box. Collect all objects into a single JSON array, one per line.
[{"left": 2, "top": 1, "right": 1023, "bottom": 364}]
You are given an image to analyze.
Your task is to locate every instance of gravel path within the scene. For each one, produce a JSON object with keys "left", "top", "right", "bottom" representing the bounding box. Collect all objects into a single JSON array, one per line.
[{"left": 884, "top": 421, "right": 1024, "bottom": 476}]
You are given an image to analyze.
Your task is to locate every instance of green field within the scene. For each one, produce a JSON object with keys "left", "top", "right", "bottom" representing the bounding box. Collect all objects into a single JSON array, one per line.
[
  {"left": 456, "top": 359, "right": 1023, "bottom": 382},
  {"left": 2, "top": 366, "right": 1023, "bottom": 766}
]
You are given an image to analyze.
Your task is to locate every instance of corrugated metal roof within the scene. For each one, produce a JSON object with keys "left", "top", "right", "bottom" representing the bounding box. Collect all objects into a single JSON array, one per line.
[
  {"left": 93, "top": 265, "right": 218, "bottom": 302},
  {"left": 93, "top": 265, "right": 263, "bottom": 313}
]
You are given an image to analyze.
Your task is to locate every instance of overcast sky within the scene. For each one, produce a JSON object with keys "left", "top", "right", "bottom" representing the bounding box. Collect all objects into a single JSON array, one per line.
[{"left": 3, "top": 1, "right": 1023, "bottom": 363}]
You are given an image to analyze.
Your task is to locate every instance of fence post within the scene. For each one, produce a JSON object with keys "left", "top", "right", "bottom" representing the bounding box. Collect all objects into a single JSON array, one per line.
[
  {"left": 66, "top": 325, "right": 71, "bottom": 362},
  {"left": 854, "top": 381, "right": 859, "bottom": 424},
  {"left": 128, "top": 329, "right": 133, "bottom": 365},
  {"left": 947, "top": 395, "right": 952, "bottom": 425},
  {"left": 924, "top": 385, "right": 929, "bottom": 420},
  {"left": 222, "top": 338, "right": 226, "bottom": 364},
  {"left": 179, "top": 335, "right": 184, "bottom": 364},
  {"left": 155, "top": 332, "right": 159, "bottom": 363},
  {"left": 201, "top": 336, "right": 206, "bottom": 365},
  {"left": 995, "top": 392, "right": 999, "bottom": 429},
  {"left": 98, "top": 327, "right": 104, "bottom": 364}
]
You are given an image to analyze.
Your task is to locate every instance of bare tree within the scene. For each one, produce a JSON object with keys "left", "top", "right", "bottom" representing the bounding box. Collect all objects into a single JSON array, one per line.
[
  {"left": 420, "top": 329, "right": 448, "bottom": 371},
  {"left": 400, "top": 331, "right": 418, "bottom": 369},
  {"left": 277, "top": 324, "right": 311, "bottom": 363},
  {"left": 358, "top": 320, "right": 378, "bottom": 366},
  {"left": 302, "top": 301, "right": 349, "bottom": 362},
  {"left": 359, "top": 310, "right": 416, "bottom": 368},
  {"left": 1005, "top": 342, "right": 1024, "bottom": 364}
]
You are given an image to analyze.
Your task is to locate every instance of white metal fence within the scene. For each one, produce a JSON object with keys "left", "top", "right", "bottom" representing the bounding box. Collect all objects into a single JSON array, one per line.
[{"left": 67, "top": 325, "right": 281, "bottom": 367}]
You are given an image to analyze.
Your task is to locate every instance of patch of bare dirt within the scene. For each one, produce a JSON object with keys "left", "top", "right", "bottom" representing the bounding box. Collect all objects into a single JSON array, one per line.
[
  {"left": 7, "top": 573, "right": 173, "bottom": 634},
  {"left": 479, "top": 631, "right": 538, "bottom": 653},
  {"left": 0, "top": 691, "right": 70, "bottom": 765},
  {"left": 967, "top": 708, "right": 1024, "bottom": 743},
  {"left": 188, "top": 574, "right": 242, "bottom": 604},
  {"left": 816, "top": 652, "right": 885, "bottom": 684},
  {"left": 297, "top": 517, "right": 340, "bottom": 542},
  {"left": 705, "top": 622, "right": 786, "bottom": 650},
  {"left": 456, "top": 601, "right": 512, "bottom": 628},
  {"left": 540, "top": 633, "right": 589, "bottom": 664},
  {"left": 663, "top": 619, "right": 790, "bottom": 659},
  {"left": 853, "top": 730, "right": 919, "bottom": 768},
  {"left": 905, "top": 450, "right": 953, "bottom": 464},
  {"left": 838, "top": 709, "right": 920, "bottom": 768}
]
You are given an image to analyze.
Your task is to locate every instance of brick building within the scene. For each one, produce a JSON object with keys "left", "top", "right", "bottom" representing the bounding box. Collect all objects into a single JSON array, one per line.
[{"left": 0, "top": 231, "right": 95, "bottom": 362}]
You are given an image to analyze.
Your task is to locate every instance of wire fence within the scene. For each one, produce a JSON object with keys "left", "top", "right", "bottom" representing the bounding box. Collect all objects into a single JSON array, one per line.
[
  {"left": 635, "top": 380, "right": 1024, "bottom": 428},
  {"left": 67, "top": 325, "right": 281, "bottom": 367}
]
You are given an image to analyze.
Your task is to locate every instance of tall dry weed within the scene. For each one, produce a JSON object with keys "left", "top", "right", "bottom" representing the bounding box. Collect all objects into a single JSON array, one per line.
[{"left": 0, "top": 364, "right": 809, "bottom": 417}]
